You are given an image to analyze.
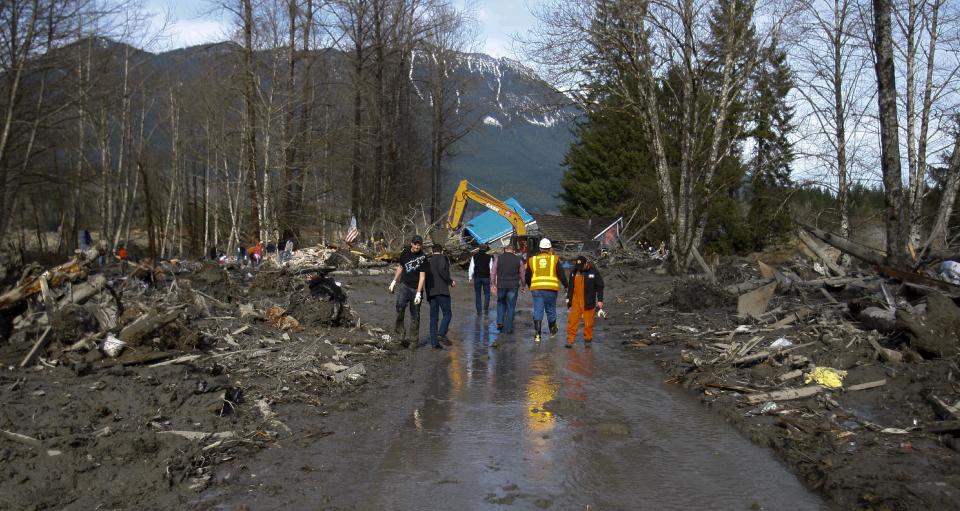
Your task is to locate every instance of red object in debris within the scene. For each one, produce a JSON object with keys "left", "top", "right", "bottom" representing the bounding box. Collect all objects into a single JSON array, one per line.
[
  {"left": 117, "top": 248, "right": 128, "bottom": 260},
  {"left": 899, "top": 441, "right": 913, "bottom": 451}
]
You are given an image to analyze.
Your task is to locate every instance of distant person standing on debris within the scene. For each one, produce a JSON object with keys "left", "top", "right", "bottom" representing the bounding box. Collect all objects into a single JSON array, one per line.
[
  {"left": 565, "top": 255, "right": 604, "bottom": 348},
  {"left": 469, "top": 244, "right": 493, "bottom": 315},
  {"left": 426, "top": 243, "right": 456, "bottom": 350},
  {"left": 525, "top": 238, "right": 567, "bottom": 342},
  {"left": 389, "top": 235, "right": 428, "bottom": 348},
  {"left": 280, "top": 238, "right": 295, "bottom": 262},
  {"left": 80, "top": 229, "right": 92, "bottom": 251},
  {"left": 248, "top": 239, "right": 264, "bottom": 266},
  {"left": 491, "top": 243, "right": 524, "bottom": 334}
]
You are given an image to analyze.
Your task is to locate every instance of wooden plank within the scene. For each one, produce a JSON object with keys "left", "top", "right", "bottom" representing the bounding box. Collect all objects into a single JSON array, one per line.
[
  {"left": 0, "top": 429, "right": 42, "bottom": 448},
  {"left": 737, "top": 282, "right": 778, "bottom": 319},
  {"left": 95, "top": 351, "right": 176, "bottom": 369},
  {"left": 778, "top": 369, "right": 804, "bottom": 382},
  {"left": 149, "top": 354, "right": 202, "bottom": 367},
  {"left": 704, "top": 382, "right": 760, "bottom": 394},
  {"left": 772, "top": 307, "right": 815, "bottom": 329},
  {"left": 846, "top": 379, "right": 887, "bottom": 392},
  {"left": 758, "top": 260, "right": 775, "bottom": 279},
  {"left": 119, "top": 309, "right": 180, "bottom": 343},
  {"left": 745, "top": 385, "right": 823, "bottom": 404},
  {"left": 19, "top": 327, "right": 52, "bottom": 368}
]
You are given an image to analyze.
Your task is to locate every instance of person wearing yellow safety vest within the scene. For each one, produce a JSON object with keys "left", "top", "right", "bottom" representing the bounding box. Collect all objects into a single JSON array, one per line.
[{"left": 524, "top": 238, "right": 568, "bottom": 342}]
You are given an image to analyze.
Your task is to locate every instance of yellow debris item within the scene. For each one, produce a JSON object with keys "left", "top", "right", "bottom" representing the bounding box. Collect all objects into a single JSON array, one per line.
[{"left": 804, "top": 367, "right": 847, "bottom": 389}]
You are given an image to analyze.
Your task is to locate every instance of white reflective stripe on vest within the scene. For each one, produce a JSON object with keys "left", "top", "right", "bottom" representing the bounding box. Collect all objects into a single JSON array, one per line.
[{"left": 530, "top": 254, "right": 560, "bottom": 291}]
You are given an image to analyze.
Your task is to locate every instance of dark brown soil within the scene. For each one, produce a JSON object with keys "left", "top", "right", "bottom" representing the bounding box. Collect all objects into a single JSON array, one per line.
[{"left": 614, "top": 264, "right": 960, "bottom": 511}]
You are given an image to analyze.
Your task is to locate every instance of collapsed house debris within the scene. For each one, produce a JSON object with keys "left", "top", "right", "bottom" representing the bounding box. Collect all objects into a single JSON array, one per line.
[
  {"left": 608, "top": 225, "right": 960, "bottom": 509},
  {"left": 0, "top": 247, "right": 410, "bottom": 508}
]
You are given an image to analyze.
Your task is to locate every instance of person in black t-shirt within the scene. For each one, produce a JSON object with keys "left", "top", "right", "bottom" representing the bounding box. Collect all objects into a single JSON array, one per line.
[{"left": 388, "top": 235, "right": 428, "bottom": 348}]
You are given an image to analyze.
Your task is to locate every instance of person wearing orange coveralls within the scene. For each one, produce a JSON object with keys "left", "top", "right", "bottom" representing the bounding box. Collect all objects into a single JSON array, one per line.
[{"left": 565, "top": 255, "right": 604, "bottom": 348}]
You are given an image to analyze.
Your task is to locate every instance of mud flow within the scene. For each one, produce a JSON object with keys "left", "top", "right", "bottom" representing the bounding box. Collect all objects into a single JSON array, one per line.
[{"left": 206, "top": 275, "right": 824, "bottom": 510}]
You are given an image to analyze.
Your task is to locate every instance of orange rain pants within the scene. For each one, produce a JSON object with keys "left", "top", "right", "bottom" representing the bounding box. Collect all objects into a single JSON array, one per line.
[{"left": 566, "top": 275, "right": 595, "bottom": 345}]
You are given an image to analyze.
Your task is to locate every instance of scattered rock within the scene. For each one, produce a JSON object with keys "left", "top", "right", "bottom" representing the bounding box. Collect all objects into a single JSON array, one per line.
[{"left": 858, "top": 306, "right": 897, "bottom": 333}]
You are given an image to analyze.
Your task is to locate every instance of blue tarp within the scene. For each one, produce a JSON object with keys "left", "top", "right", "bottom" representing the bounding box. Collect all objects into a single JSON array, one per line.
[{"left": 464, "top": 198, "right": 534, "bottom": 244}]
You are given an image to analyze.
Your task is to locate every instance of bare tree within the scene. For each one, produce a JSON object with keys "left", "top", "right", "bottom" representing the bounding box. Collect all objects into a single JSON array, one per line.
[
  {"left": 792, "top": 0, "right": 877, "bottom": 264},
  {"left": 524, "top": 0, "right": 786, "bottom": 272},
  {"left": 892, "top": 0, "right": 960, "bottom": 248},
  {"left": 419, "top": 2, "right": 478, "bottom": 222}
]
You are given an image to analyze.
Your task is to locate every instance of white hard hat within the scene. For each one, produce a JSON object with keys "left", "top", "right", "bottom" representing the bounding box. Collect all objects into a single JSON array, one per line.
[{"left": 539, "top": 238, "right": 552, "bottom": 249}]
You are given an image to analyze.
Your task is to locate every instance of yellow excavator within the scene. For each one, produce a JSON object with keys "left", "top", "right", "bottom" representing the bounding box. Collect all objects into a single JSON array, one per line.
[{"left": 446, "top": 179, "right": 540, "bottom": 256}]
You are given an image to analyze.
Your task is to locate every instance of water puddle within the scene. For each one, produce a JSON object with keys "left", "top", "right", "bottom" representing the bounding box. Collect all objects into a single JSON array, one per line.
[{"left": 355, "top": 308, "right": 826, "bottom": 510}]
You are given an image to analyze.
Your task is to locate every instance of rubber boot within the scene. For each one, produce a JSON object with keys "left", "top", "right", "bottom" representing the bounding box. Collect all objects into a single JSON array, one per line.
[
  {"left": 534, "top": 320, "right": 542, "bottom": 343},
  {"left": 408, "top": 318, "right": 420, "bottom": 349},
  {"left": 549, "top": 321, "right": 558, "bottom": 336}
]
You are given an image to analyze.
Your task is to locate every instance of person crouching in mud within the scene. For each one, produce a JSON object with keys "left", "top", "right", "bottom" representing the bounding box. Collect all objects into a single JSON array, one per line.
[{"left": 389, "top": 235, "right": 427, "bottom": 348}]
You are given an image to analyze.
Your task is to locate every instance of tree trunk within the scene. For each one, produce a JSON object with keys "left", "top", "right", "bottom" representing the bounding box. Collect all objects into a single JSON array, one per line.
[
  {"left": 872, "top": 0, "right": 909, "bottom": 268},
  {"left": 242, "top": 0, "right": 261, "bottom": 240},
  {"left": 924, "top": 132, "right": 960, "bottom": 251}
]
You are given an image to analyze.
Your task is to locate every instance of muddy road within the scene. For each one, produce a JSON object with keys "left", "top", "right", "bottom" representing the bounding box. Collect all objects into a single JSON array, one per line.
[{"left": 204, "top": 272, "right": 824, "bottom": 510}]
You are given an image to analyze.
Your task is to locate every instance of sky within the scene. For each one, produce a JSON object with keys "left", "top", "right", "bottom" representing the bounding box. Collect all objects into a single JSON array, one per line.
[{"left": 142, "top": 0, "right": 542, "bottom": 58}]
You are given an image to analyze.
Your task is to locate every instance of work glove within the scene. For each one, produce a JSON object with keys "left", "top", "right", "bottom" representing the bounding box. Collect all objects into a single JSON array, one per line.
[
  {"left": 597, "top": 308, "right": 608, "bottom": 319},
  {"left": 388, "top": 280, "right": 396, "bottom": 293},
  {"left": 414, "top": 292, "right": 422, "bottom": 305}
]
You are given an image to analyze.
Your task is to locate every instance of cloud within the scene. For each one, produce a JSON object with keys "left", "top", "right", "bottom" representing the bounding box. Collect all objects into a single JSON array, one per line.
[
  {"left": 167, "top": 19, "right": 230, "bottom": 48},
  {"left": 484, "top": 36, "right": 511, "bottom": 59}
]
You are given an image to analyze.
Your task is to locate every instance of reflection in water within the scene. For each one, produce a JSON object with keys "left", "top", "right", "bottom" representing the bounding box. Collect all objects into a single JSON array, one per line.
[
  {"left": 525, "top": 354, "right": 559, "bottom": 432},
  {"left": 524, "top": 353, "right": 559, "bottom": 481},
  {"left": 525, "top": 373, "right": 558, "bottom": 432},
  {"left": 562, "top": 348, "right": 596, "bottom": 402},
  {"left": 447, "top": 340, "right": 465, "bottom": 398}
]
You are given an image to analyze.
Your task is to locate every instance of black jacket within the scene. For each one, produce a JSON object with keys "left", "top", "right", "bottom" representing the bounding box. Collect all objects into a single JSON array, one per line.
[
  {"left": 566, "top": 264, "right": 604, "bottom": 310},
  {"left": 426, "top": 254, "right": 454, "bottom": 297}
]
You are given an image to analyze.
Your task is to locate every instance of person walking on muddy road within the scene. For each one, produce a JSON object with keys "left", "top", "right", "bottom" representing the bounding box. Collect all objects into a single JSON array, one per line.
[
  {"left": 468, "top": 244, "right": 493, "bottom": 315},
  {"left": 565, "top": 255, "right": 604, "bottom": 348},
  {"left": 491, "top": 243, "right": 525, "bottom": 334},
  {"left": 389, "top": 235, "right": 428, "bottom": 348},
  {"left": 426, "top": 243, "right": 456, "bottom": 350},
  {"left": 525, "top": 238, "right": 567, "bottom": 342}
]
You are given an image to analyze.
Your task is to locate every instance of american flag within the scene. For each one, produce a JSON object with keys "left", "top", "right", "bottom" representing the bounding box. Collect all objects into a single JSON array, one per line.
[{"left": 344, "top": 215, "right": 359, "bottom": 243}]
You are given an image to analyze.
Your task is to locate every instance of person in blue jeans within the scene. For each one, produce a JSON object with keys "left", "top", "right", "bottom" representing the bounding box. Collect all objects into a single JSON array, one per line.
[
  {"left": 491, "top": 244, "right": 525, "bottom": 334},
  {"left": 469, "top": 245, "right": 493, "bottom": 314},
  {"left": 524, "top": 238, "right": 568, "bottom": 342},
  {"left": 426, "top": 243, "right": 456, "bottom": 350}
]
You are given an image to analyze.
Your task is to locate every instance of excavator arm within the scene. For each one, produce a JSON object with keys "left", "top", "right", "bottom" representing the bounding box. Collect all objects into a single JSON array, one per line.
[{"left": 446, "top": 179, "right": 527, "bottom": 236}]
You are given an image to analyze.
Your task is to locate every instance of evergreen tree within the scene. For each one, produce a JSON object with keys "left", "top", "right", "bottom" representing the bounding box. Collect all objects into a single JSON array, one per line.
[
  {"left": 747, "top": 39, "right": 795, "bottom": 249},
  {"left": 560, "top": 104, "right": 657, "bottom": 219}
]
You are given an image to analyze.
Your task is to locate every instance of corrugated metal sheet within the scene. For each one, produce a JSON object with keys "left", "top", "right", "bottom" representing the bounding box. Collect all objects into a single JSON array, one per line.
[{"left": 464, "top": 198, "right": 535, "bottom": 244}]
